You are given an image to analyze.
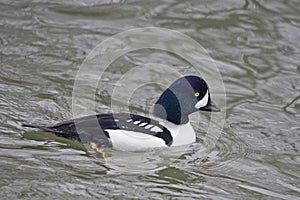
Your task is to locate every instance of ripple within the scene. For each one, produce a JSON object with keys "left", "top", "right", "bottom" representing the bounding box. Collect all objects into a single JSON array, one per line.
[
  {"left": 190, "top": 129, "right": 253, "bottom": 172},
  {"left": 243, "top": 54, "right": 280, "bottom": 79},
  {"left": 1, "top": 0, "right": 300, "bottom": 199},
  {"left": 284, "top": 95, "right": 300, "bottom": 115}
]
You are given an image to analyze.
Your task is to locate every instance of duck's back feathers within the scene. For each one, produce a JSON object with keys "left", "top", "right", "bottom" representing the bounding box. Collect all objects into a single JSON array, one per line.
[{"left": 23, "top": 113, "right": 173, "bottom": 149}]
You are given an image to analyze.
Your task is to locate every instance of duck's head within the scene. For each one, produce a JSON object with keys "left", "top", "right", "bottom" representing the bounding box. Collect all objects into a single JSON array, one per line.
[{"left": 153, "top": 75, "right": 220, "bottom": 125}]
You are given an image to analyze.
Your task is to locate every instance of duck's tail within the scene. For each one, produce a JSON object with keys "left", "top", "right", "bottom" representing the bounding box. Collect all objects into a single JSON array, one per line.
[{"left": 22, "top": 123, "right": 55, "bottom": 132}]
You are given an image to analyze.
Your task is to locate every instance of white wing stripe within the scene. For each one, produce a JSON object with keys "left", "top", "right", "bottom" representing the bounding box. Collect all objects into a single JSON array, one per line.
[{"left": 139, "top": 122, "right": 148, "bottom": 127}]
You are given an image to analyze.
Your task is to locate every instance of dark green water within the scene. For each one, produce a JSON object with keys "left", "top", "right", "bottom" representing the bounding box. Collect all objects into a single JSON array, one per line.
[{"left": 0, "top": 1, "right": 299, "bottom": 199}]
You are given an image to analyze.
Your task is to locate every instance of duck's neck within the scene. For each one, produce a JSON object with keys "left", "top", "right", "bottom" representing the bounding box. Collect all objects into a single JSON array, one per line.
[{"left": 153, "top": 89, "right": 189, "bottom": 125}]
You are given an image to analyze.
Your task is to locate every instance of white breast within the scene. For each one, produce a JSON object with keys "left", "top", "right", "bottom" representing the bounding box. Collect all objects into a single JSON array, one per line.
[{"left": 160, "top": 121, "right": 196, "bottom": 146}]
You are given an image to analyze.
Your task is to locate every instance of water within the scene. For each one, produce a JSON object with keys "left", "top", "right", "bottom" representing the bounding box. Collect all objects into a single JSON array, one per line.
[{"left": 1, "top": 0, "right": 299, "bottom": 199}]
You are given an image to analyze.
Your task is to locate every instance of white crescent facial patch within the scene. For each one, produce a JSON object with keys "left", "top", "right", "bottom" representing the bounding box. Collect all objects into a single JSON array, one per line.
[{"left": 195, "top": 90, "right": 209, "bottom": 109}]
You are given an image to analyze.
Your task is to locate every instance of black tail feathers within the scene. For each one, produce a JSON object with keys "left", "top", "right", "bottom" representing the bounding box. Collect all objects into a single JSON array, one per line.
[{"left": 22, "top": 123, "right": 55, "bottom": 132}]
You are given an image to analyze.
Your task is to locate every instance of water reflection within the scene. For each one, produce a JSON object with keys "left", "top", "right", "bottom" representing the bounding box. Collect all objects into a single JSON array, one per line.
[{"left": 0, "top": 0, "right": 300, "bottom": 199}]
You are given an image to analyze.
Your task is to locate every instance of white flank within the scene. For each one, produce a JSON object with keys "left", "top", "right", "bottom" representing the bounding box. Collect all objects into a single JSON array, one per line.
[
  {"left": 107, "top": 120, "right": 196, "bottom": 151},
  {"left": 107, "top": 130, "right": 166, "bottom": 151}
]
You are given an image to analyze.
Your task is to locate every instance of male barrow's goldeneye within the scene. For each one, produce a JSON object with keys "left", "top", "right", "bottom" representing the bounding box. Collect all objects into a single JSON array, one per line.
[{"left": 23, "top": 75, "right": 220, "bottom": 151}]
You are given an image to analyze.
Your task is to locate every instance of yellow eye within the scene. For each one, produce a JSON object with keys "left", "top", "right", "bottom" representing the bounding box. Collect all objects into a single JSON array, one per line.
[{"left": 194, "top": 92, "right": 200, "bottom": 97}]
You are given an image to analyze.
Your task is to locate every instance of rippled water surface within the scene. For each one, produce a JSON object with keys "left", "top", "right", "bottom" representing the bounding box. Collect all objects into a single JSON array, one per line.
[{"left": 1, "top": 0, "right": 300, "bottom": 199}]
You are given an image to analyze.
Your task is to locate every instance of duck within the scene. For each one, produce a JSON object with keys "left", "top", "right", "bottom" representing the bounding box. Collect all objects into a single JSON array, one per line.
[{"left": 23, "top": 75, "right": 220, "bottom": 151}]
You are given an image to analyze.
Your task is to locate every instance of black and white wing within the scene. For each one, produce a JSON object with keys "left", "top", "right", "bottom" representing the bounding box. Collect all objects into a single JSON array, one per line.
[{"left": 23, "top": 113, "right": 173, "bottom": 150}]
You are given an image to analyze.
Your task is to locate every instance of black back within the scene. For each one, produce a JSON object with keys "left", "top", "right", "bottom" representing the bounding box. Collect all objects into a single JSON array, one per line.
[{"left": 24, "top": 113, "right": 173, "bottom": 148}]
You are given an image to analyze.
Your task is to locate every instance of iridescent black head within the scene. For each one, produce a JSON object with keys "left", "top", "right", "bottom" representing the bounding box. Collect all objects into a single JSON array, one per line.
[{"left": 153, "top": 75, "right": 220, "bottom": 125}]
